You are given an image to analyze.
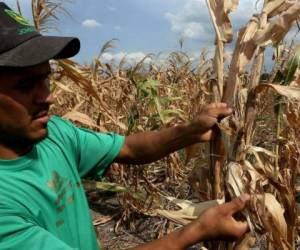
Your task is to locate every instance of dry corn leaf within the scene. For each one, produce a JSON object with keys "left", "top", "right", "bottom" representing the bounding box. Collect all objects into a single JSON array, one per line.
[
  {"left": 226, "top": 162, "right": 257, "bottom": 233},
  {"left": 226, "top": 162, "right": 244, "bottom": 197},
  {"left": 31, "top": 0, "right": 67, "bottom": 32},
  {"left": 254, "top": 3, "right": 300, "bottom": 46},
  {"left": 52, "top": 80, "right": 73, "bottom": 93},
  {"left": 93, "top": 214, "right": 116, "bottom": 226},
  {"left": 218, "top": 117, "right": 235, "bottom": 137},
  {"left": 59, "top": 59, "right": 101, "bottom": 103},
  {"left": 245, "top": 145, "right": 277, "bottom": 158},
  {"left": 206, "top": 0, "right": 239, "bottom": 43},
  {"left": 246, "top": 146, "right": 278, "bottom": 181},
  {"left": 222, "top": 16, "right": 259, "bottom": 105},
  {"left": 58, "top": 60, "right": 124, "bottom": 129},
  {"left": 291, "top": 66, "right": 300, "bottom": 87},
  {"left": 63, "top": 110, "right": 106, "bottom": 131},
  {"left": 156, "top": 198, "right": 224, "bottom": 225},
  {"left": 285, "top": 102, "right": 300, "bottom": 128},
  {"left": 253, "top": 194, "right": 289, "bottom": 250},
  {"left": 206, "top": 0, "right": 239, "bottom": 99},
  {"left": 263, "top": 0, "right": 294, "bottom": 18},
  {"left": 253, "top": 83, "right": 300, "bottom": 101},
  {"left": 243, "top": 160, "right": 264, "bottom": 192}
]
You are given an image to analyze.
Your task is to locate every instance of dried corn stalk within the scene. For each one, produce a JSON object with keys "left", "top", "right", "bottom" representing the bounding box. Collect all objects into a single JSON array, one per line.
[
  {"left": 206, "top": 0, "right": 239, "bottom": 100},
  {"left": 31, "top": 0, "right": 70, "bottom": 32},
  {"left": 204, "top": 0, "right": 300, "bottom": 249}
]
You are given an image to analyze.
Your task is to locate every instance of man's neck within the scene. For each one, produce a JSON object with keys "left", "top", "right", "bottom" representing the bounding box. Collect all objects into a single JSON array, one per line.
[{"left": 0, "top": 143, "right": 32, "bottom": 160}]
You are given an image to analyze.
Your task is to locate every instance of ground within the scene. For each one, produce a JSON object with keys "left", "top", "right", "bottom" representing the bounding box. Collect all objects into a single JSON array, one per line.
[{"left": 88, "top": 190, "right": 201, "bottom": 250}]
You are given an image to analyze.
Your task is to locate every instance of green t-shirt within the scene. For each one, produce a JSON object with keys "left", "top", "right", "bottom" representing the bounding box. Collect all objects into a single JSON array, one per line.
[{"left": 0, "top": 116, "right": 125, "bottom": 250}]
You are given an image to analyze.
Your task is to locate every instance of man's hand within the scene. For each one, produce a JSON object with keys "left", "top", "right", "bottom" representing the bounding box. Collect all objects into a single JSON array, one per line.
[
  {"left": 129, "top": 195, "right": 250, "bottom": 250},
  {"left": 189, "top": 194, "right": 250, "bottom": 243},
  {"left": 190, "top": 102, "right": 232, "bottom": 142}
]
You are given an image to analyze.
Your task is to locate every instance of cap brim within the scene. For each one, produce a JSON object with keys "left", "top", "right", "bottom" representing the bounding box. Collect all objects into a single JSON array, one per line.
[{"left": 0, "top": 35, "right": 80, "bottom": 67}]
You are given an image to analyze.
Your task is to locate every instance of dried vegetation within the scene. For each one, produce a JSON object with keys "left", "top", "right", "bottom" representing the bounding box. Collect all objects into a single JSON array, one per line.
[{"left": 24, "top": 0, "right": 300, "bottom": 249}]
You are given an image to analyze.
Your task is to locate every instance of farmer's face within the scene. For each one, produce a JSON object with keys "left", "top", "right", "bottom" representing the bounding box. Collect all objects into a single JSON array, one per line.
[{"left": 0, "top": 63, "right": 54, "bottom": 148}]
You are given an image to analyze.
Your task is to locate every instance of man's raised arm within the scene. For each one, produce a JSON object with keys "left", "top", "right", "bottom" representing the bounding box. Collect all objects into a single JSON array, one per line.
[{"left": 115, "top": 103, "right": 232, "bottom": 165}]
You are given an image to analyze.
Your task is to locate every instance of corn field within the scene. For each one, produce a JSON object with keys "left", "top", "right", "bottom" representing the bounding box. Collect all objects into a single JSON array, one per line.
[{"left": 24, "top": 0, "right": 300, "bottom": 249}]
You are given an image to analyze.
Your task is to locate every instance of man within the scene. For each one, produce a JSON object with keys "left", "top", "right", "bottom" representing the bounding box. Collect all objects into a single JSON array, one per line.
[{"left": 0, "top": 2, "right": 249, "bottom": 249}]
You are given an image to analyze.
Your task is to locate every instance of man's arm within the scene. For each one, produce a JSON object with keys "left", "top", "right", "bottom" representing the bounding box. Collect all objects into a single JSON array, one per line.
[
  {"left": 115, "top": 103, "right": 232, "bottom": 165},
  {"left": 129, "top": 195, "right": 250, "bottom": 250}
]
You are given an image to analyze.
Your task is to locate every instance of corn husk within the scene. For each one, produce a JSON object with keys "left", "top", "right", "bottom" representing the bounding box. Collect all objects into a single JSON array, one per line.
[{"left": 156, "top": 198, "right": 224, "bottom": 225}]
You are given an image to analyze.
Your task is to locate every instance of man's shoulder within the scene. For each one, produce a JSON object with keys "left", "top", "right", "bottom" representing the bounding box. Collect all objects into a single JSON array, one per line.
[
  {"left": 46, "top": 115, "right": 77, "bottom": 144},
  {"left": 48, "top": 115, "right": 70, "bottom": 127},
  {"left": 47, "top": 115, "right": 75, "bottom": 134}
]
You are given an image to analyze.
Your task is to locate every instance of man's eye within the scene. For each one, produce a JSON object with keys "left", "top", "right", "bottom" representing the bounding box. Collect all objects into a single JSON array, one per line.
[{"left": 17, "top": 82, "right": 35, "bottom": 91}]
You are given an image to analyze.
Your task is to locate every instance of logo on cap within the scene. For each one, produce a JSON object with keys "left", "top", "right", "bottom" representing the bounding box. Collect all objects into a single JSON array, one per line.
[{"left": 4, "top": 9, "right": 31, "bottom": 26}]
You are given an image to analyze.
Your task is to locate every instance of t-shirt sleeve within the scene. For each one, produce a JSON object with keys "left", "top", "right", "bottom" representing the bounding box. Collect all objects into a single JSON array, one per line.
[
  {"left": 74, "top": 127, "right": 125, "bottom": 178},
  {"left": 0, "top": 214, "right": 77, "bottom": 250},
  {"left": 48, "top": 116, "right": 125, "bottom": 179}
]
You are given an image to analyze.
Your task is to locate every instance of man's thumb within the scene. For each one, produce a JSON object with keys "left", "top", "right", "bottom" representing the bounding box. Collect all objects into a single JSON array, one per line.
[{"left": 224, "top": 194, "right": 250, "bottom": 215}]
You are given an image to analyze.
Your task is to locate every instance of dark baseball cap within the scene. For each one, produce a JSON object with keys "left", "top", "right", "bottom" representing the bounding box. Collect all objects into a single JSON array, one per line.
[{"left": 0, "top": 2, "right": 80, "bottom": 67}]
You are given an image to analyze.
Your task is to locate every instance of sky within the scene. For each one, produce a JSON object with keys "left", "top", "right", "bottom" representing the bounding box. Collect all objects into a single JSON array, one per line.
[{"left": 2, "top": 0, "right": 297, "bottom": 66}]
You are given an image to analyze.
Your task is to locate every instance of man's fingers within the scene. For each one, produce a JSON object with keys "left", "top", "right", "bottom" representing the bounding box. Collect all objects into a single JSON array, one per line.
[
  {"left": 204, "top": 102, "right": 233, "bottom": 118},
  {"left": 205, "top": 102, "right": 228, "bottom": 110},
  {"left": 217, "top": 107, "right": 233, "bottom": 119},
  {"left": 222, "top": 194, "right": 250, "bottom": 215},
  {"left": 214, "top": 102, "right": 232, "bottom": 117},
  {"left": 235, "top": 220, "right": 249, "bottom": 235}
]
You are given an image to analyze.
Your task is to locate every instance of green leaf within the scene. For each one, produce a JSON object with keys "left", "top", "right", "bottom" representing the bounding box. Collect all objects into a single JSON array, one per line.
[
  {"left": 83, "top": 180, "right": 147, "bottom": 203},
  {"left": 284, "top": 44, "right": 300, "bottom": 84},
  {"left": 162, "top": 109, "right": 187, "bottom": 120}
]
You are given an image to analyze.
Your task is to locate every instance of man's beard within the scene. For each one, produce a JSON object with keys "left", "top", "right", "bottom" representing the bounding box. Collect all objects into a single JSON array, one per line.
[{"left": 0, "top": 125, "right": 47, "bottom": 150}]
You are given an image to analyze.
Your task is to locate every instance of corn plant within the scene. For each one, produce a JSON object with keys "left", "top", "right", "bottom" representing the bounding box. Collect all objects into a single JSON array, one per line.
[
  {"left": 199, "top": 1, "right": 300, "bottom": 249},
  {"left": 25, "top": 0, "right": 300, "bottom": 249}
]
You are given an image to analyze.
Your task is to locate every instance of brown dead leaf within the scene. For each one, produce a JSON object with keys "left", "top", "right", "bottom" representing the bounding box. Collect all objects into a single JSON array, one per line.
[
  {"left": 206, "top": 0, "right": 239, "bottom": 43},
  {"left": 252, "top": 193, "right": 289, "bottom": 250},
  {"left": 63, "top": 110, "right": 106, "bottom": 131},
  {"left": 226, "top": 162, "right": 245, "bottom": 197},
  {"left": 263, "top": 0, "right": 294, "bottom": 18},
  {"left": 254, "top": 83, "right": 300, "bottom": 101},
  {"left": 254, "top": 3, "right": 300, "bottom": 46},
  {"left": 53, "top": 80, "right": 73, "bottom": 93},
  {"left": 285, "top": 103, "right": 300, "bottom": 128},
  {"left": 93, "top": 214, "right": 116, "bottom": 226},
  {"left": 222, "top": 16, "right": 259, "bottom": 106}
]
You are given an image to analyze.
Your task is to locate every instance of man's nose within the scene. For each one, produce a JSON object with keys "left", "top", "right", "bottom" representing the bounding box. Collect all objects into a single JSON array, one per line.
[
  {"left": 44, "top": 93, "right": 55, "bottom": 105},
  {"left": 35, "top": 79, "right": 55, "bottom": 105}
]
